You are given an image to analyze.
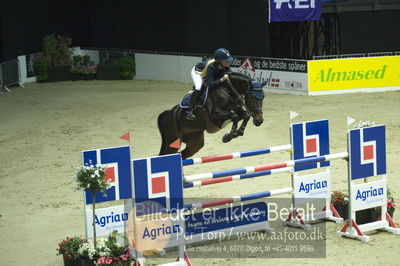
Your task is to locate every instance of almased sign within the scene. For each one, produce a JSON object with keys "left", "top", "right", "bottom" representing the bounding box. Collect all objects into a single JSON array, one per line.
[{"left": 308, "top": 56, "right": 400, "bottom": 94}]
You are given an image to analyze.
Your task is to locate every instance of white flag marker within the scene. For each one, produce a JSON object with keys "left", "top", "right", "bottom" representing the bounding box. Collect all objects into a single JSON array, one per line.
[
  {"left": 347, "top": 116, "right": 356, "bottom": 127},
  {"left": 290, "top": 111, "right": 299, "bottom": 120}
]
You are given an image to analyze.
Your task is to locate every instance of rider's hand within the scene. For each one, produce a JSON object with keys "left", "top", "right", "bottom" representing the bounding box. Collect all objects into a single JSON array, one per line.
[{"left": 221, "top": 74, "right": 229, "bottom": 82}]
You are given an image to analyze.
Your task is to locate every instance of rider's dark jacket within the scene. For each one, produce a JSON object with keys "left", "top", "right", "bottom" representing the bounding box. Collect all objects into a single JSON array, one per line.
[{"left": 195, "top": 61, "right": 231, "bottom": 90}]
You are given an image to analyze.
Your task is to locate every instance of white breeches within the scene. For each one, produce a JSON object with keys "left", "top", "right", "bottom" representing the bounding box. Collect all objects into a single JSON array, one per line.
[{"left": 191, "top": 67, "right": 203, "bottom": 91}]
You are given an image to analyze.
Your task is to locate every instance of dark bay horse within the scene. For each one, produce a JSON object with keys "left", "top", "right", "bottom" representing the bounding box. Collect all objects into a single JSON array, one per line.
[{"left": 157, "top": 72, "right": 265, "bottom": 159}]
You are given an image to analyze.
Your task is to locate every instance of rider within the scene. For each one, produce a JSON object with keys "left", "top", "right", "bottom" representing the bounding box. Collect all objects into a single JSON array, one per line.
[{"left": 186, "top": 48, "right": 233, "bottom": 120}]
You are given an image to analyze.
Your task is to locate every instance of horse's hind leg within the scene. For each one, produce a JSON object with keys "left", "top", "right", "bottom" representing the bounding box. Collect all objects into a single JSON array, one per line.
[
  {"left": 158, "top": 109, "right": 183, "bottom": 156},
  {"left": 181, "top": 132, "right": 204, "bottom": 159}
]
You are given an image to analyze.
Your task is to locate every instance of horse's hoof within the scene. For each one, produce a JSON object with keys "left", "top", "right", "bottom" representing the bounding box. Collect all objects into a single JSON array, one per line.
[
  {"left": 237, "top": 130, "right": 244, "bottom": 136},
  {"left": 222, "top": 134, "right": 232, "bottom": 143}
]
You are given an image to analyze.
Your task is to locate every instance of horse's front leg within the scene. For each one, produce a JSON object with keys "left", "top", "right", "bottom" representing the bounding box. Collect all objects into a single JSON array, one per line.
[
  {"left": 212, "top": 107, "right": 241, "bottom": 143},
  {"left": 222, "top": 112, "right": 241, "bottom": 143},
  {"left": 223, "top": 109, "right": 250, "bottom": 142},
  {"left": 236, "top": 110, "right": 251, "bottom": 137}
]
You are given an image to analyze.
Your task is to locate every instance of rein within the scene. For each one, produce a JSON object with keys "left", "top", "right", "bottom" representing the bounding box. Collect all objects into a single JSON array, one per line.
[{"left": 225, "top": 78, "right": 252, "bottom": 115}]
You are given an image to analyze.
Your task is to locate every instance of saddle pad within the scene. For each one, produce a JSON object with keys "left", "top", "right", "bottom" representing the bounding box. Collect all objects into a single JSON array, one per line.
[{"left": 179, "top": 87, "right": 209, "bottom": 109}]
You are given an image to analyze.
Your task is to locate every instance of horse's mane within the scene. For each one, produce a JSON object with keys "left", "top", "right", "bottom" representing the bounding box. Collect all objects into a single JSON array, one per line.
[{"left": 229, "top": 72, "right": 252, "bottom": 82}]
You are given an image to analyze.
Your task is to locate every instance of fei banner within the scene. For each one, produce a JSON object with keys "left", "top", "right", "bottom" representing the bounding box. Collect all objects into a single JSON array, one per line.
[{"left": 269, "top": 0, "right": 322, "bottom": 22}]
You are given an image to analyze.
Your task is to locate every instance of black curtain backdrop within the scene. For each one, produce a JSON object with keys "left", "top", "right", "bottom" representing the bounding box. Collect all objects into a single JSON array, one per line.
[
  {"left": 339, "top": 10, "right": 400, "bottom": 54},
  {"left": 0, "top": 0, "right": 271, "bottom": 61},
  {"left": 1, "top": 0, "right": 400, "bottom": 61},
  {"left": 0, "top": 0, "right": 92, "bottom": 61}
]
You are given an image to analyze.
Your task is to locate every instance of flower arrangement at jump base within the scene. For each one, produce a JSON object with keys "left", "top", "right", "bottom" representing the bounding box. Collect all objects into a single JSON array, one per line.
[
  {"left": 331, "top": 189, "right": 397, "bottom": 223},
  {"left": 95, "top": 231, "right": 132, "bottom": 266},
  {"left": 75, "top": 231, "right": 132, "bottom": 266},
  {"left": 374, "top": 188, "right": 397, "bottom": 219},
  {"left": 331, "top": 191, "right": 349, "bottom": 219},
  {"left": 57, "top": 237, "right": 88, "bottom": 266},
  {"left": 57, "top": 231, "right": 133, "bottom": 266},
  {"left": 353, "top": 120, "right": 375, "bottom": 129},
  {"left": 74, "top": 161, "right": 110, "bottom": 248}
]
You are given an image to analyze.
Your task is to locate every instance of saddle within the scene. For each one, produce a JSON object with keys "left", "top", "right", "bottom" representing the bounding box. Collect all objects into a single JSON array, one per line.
[{"left": 179, "top": 87, "right": 209, "bottom": 109}]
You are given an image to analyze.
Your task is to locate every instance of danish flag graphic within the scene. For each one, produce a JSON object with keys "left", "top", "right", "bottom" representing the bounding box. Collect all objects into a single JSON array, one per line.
[
  {"left": 291, "top": 119, "right": 330, "bottom": 172},
  {"left": 349, "top": 125, "right": 386, "bottom": 180},
  {"left": 82, "top": 146, "right": 132, "bottom": 204},
  {"left": 271, "top": 78, "right": 280, "bottom": 88},
  {"left": 132, "top": 154, "right": 183, "bottom": 215}
]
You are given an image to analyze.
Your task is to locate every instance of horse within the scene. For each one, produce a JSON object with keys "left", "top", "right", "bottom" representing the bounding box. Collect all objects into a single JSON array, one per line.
[{"left": 157, "top": 72, "right": 265, "bottom": 159}]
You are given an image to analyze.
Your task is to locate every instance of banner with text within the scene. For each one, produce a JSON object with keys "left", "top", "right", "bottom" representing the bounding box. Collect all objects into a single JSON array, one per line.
[
  {"left": 269, "top": 0, "right": 322, "bottom": 22},
  {"left": 230, "top": 56, "right": 308, "bottom": 93},
  {"left": 308, "top": 56, "right": 400, "bottom": 93}
]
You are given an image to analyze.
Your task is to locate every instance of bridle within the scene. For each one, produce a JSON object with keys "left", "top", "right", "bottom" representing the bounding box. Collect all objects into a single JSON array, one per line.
[
  {"left": 225, "top": 78, "right": 251, "bottom": 115},
  {"left": 225, "top": 78, "right": 262, "bottom": 116},
  {"left": 248, "top": 88, "right": 264, "bottom": 113}
]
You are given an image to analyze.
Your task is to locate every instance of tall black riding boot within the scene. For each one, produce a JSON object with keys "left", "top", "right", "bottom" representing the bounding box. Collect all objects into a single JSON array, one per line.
[{"left": 186, "top": 90, "right": 200, "bottom": 120}]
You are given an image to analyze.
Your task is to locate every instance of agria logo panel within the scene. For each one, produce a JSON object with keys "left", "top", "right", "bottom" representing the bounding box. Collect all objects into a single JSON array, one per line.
[
  {"left": 349, "top": 125, "right": 386, "bottom": 180},
  {"left": 82, "top": 146, "right": 132, "bottom": 204},
  {"left": 291, "top": 119, "right": 330, "bottom": 171},
  {"left": 132, "top": 153, "right": 183, "bottom": 214}
]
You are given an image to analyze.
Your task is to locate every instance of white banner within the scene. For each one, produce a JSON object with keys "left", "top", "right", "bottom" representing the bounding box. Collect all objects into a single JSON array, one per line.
[
  {"left": 85, "top": 202, "right": 132, "bottom": 239},
  {"left": 350, "top": 179, "right": 387, "bottom": 212},
  {"left": 293, "top": 171, "right": 330, "bottom": 204},
  {"left": 230, "top": 56, "right": 308, "bottom": 94}
]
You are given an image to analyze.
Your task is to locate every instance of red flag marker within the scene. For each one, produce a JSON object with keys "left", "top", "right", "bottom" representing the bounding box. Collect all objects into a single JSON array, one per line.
[
  {"left": 120, "top": 132, "right": 131, "bottom": 146},
  {"left": 169, "top": 138, "right": 181, "bottom": 149}
]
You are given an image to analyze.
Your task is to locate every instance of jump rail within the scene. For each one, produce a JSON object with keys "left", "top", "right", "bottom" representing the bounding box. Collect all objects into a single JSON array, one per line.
[
  {"left": 183, "top": 187, "right": 293, "bottom": 210},
  {"left": 182, "top": 144, "right": 292, "bottom": 166},
  {"left": 184, "top": 167, "right": 292, "bottom": 188},
  {"left": 184, "top": 152, "right": 349, "bottom": 182}
]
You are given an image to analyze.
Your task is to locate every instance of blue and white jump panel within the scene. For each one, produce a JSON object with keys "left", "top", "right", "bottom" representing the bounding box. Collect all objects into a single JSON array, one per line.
[
  {"left": 285, "top": 119, "right": 343, "bottom": 230},
  {"left": 130, "top": 153, "right": 276, "bottom": 251},
  {"left": 81, "top": 145, "right": 133, "bottom": 240},
  {"left": 337, "top": 125, "right": 400, "bottom": 242}
]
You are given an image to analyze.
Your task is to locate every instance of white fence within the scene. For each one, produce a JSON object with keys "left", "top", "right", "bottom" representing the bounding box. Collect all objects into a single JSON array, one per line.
[{"left": 135, "top": 53, "right": 201, "bottom": 84}]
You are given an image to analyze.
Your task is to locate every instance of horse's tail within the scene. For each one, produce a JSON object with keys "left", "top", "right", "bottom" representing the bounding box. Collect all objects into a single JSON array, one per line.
[{"left": 157, "top": 110, "right": 169, "bottom": 155}]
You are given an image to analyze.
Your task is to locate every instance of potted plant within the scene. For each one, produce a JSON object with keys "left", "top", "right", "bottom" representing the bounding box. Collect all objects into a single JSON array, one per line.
[
  {"left": 372, "top": 188, "right": 397, "bottom": 220},
  {"left": 33, "top": 57, "right": 50, "bottom": 82},
  {"left": 43, "top": 34, "right": 58, "bottom": 66},
  {"left": 331, "top": 191, "right": 349, "bottom": 220},
  {"left": 96, "top": 231, "right": 133, "bottom": 266},
  {"left": 385, "top": 188, "right": 396, "bottom": 218},
  {"left": 78, "top": 242, "right": 97, "bottom": 266},
  {"left": 74, "top": 162, "right": 109, "bottom": 249},
  {"left": 70, "top": 68, "right": 82, "bottom": 81},
  {"left": 43, "top": 34, "right": 73, "bottom": 82},
  {"left": 118, "top": 56, "right": 134, "bottom": 80},
  {"left": 82, "top": 66, "right": 97, "bottom": 80},
  {"left": 57, "top": 237, "right": 88, "bottom": 266},
  {"left": 70, "top": 55, "right": 84, "bottom": 81}
]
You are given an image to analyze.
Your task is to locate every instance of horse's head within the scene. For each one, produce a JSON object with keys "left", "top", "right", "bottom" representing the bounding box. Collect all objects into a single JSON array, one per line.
[
  {"left": 245, "top": 87, "right": 264, "bottom": 127},
  {"left": 228, "top": 72, "right": 265, "bottom": 127}
]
